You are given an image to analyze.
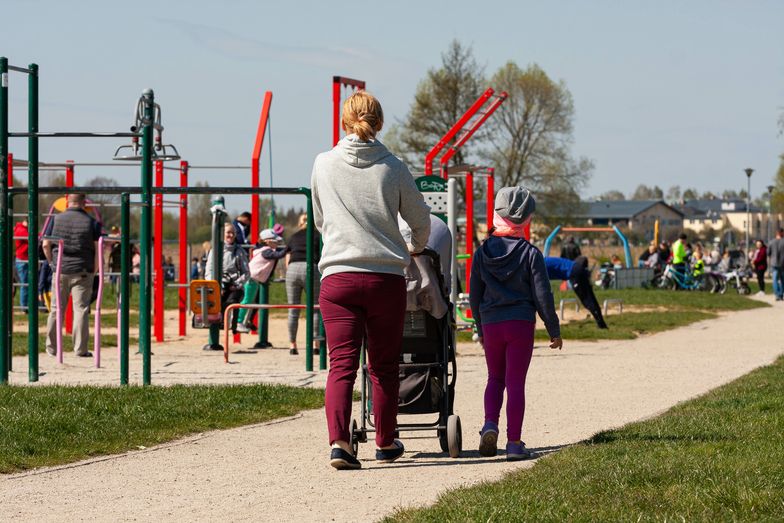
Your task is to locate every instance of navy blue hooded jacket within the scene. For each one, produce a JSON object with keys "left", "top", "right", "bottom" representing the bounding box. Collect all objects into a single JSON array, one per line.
[{"left": 469, "top": 236, "right": 560, "bottom": 339}]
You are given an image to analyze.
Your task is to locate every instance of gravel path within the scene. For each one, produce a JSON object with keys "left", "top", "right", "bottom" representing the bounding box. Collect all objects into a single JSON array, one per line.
[{"left": 3, "top": 297, "right": 782, "bottom": 522}]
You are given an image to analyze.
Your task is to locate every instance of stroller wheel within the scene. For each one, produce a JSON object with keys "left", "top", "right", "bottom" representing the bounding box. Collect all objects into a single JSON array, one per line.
[
  {"left": 447, "top": 415, "right": 462, "bottom": 458},
  {"left": 438, "top": 429, "right": 449, "bottom": 453},
  {"left": 350, "top": 419, "right": 359, "bottom": 457}
]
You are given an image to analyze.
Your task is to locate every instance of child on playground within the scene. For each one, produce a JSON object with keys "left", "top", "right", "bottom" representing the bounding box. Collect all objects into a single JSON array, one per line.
[{"left": 469, "top": 186, "right": 562, "bottom": 461}]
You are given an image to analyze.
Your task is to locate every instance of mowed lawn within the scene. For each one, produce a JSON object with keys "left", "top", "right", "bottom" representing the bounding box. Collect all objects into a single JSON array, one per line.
[
  {"left": 389, "top": 355, "right": 784, "bottom": 522},
  {"left": 0, "top": 384, "right": 324, "bottom": 474}
]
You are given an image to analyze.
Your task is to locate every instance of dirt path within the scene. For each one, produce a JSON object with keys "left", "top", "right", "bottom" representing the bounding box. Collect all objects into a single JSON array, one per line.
[{"left": 3, "top": 297, "right": 783, "bottom": 522}]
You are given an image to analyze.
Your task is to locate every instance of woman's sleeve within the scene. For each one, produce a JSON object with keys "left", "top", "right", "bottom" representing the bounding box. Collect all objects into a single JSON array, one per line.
[
  {"left": 205, "top": 250, "right": 214, "bottom": 280},
  {"left": 311, "top": 160, "right": 324, "bottom": 233},
  {"left": 530, "top": 250, "right": 561, "bottom": 339},
  {"left": 398, "top": 166, "right": 431, "bottom": 252}
]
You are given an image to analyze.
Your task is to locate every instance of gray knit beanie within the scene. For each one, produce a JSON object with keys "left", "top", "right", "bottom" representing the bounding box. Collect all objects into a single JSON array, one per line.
[{"left": 494, "top": 186, "right": 535, "bottom": 224}]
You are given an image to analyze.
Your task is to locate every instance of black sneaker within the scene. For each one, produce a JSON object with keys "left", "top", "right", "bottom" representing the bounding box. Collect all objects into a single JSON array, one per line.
[
  {"left": 289, "top": 348, "right": 299, "bottom": 355},
  {"left": 330, "top": 448, "right": 361, "bottom": 470},
  {"left": 375, "top": 439, "right": 405, "bottom": 463},
  {"left": 76, "top": 352, "right": 93, "bottom": 358}
]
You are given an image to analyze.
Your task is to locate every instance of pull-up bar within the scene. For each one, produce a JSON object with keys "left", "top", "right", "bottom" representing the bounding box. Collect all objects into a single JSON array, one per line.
[{"left": 543, "top": 224, "right": 632, "bottom": 268}]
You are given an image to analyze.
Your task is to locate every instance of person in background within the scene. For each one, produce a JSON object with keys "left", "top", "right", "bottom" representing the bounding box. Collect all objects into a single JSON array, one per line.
[
  {"left": 236, "top": 228, "right": 288, "bottom": 336},
  {"left": 312, "top": 90, "right": 431, "bottom": 470},
  {"left": 190, "top": 257, "right": 200, "bottom": 280},
  {"left": 107, "top": 227, "right": 122, "bottom": 295},
  {"left": 658, "top": 241, "right": 671, "bottom": 265},
  {"left": 471, "top": 186, "right": 562, "bottom": 461},
  {"left": 199, "top": 241, "right": 210, "bottom": 279},
  {"left": 206, "top": 223, "right": 250, "bottom": 339},
  {"left": 559, "top": 236, "right": 581, "bottom": 260},
  {"left": 232, "top": 212, "right": 252, "bottom": 245},
  {"left": 768, "top": 229, "right": 784, "bottom": 301},
  {"left": 638, "top": 241, "right": 655, "bottom": 268},
  {"left": 610, "top": 254, "right": 623, "bottom": 269},
  {"left": 13, "top": 218, "right": 30, "bottom": 313},
  {"left": 752, "top": 239, "right": 767, "bottom": 294},
  {"left": 285, "top": 213, "right": 322, "bottom": 355},
  {"left": 42, "top": 193, "right": 102, "bottom": 358},
  {"left": 671, "top": 233, "right": 687, "bottom": 269},
  {"left": 131, "top": 244, "right": 141, "bottom": 283},
  {"left": 163, "top": 256, "right": 176, "bottom": 282},
  {"left": 691, "top": 249, "right": 705, "bottom": 278},
  {"left": 545, "top": 256, "right": 609, "bottom": 329}
]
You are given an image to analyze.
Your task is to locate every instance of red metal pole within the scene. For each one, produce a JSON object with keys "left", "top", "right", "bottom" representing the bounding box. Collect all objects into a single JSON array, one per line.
[
  {"left": 465, "top": 172, "right": 474, "bottom": 294},
  {"left": 178, "top": 161, "right": 188, "bottom": 337},
  {"left": 332, "top": 78, "right": 341, "bottom": 147},
  {"left": 425, "top": 88, "right": 494, "bottom": 177},
  {"left": 251, "top": 91, "right": 273, "bottom": 243},
  {"left": 154, "top": 160, "right": 164, "bottom": 342},
  {"left": 64, "top": 161, "right": 74, "bottom": 335}
]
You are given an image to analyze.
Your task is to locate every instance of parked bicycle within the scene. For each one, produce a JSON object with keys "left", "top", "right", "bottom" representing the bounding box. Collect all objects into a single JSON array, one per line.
[{"left": 655, "top": 263, "right": 720, "bottom": 292}]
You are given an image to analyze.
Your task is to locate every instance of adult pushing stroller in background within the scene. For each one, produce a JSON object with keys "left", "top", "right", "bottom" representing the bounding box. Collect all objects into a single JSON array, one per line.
[{"left": 351, "top": 216, "right": 463, "bottom": 458}]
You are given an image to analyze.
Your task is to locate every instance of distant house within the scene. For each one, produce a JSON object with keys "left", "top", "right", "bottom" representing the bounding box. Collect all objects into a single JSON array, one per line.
[
  {"left": 679, "top": 198, "right": 781, "bottom": 240},
  {"left": 578, "top": 200, "right": 684, "bottom": 235}
]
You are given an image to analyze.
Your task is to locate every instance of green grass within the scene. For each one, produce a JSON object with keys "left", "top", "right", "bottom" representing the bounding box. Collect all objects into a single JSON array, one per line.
[
  {"left": 10, "top": 333, "right": 138, "bottom": 356},
  {"left": 0, "top": 384, "right": 325, "bottom": 474},
  {"left": 388, "top": 355, "right": 784, "bottom": 522}
]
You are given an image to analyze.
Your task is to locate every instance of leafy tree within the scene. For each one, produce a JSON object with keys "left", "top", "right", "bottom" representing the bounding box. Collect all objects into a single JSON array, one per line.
[
  {"left": 682, "top": 187, "right": 699, "bottom": 200},
  {"left": 386, "top": 40, "right": 485, "bottom": 170},
  {"left": 665, "top": 185, "right": 681, "bottom": 203},
  {"left": 596, "top": 190, "right": 625, "bottom": 201},
  {"left": 771, "top": 154, "right": 784, "bottom": 214},
  {"left": 701, "top": 190, "right": 717, "bottom": 200},
  {"left": 630, "top": 184, "right": 663, "bottom": 200},
  {"left": 483, "top": 62, "right": 592, "bottom": 218}
]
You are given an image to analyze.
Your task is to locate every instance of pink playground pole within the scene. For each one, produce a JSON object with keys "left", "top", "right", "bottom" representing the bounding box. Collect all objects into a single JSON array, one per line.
[
  {"left": 94, "top": 236, "right": 105, "bottom": 368},
  {"left": 55, "top": 240, "right": 64, "bottom": 364}
]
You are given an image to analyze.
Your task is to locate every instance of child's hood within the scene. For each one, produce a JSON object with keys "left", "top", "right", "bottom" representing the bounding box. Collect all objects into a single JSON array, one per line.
[{"left": 479, "top": 236, "right": 531, "bottom": 281}]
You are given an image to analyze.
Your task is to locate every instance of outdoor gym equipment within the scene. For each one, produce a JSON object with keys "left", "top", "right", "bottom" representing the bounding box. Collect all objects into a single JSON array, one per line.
[
  {"left": 332, "top": 76, "right": 366, "bottom": 146},
  {"left": 190, "top": 279, "right": 222, "bottom": 327},
  {"left": 543, "top": 225, "right": 633, "bottom": 269}
]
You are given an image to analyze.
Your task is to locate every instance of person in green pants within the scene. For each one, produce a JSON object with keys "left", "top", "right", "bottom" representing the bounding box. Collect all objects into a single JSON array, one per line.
[{"left": 235, "top": 229, "right": 287, "bottom": 334}]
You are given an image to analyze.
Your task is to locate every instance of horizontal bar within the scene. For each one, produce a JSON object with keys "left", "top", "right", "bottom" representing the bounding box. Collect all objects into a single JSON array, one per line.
[
  {"left": 8, "top": 132, "right": 141, "bottom": 138},
  {"left": 8, "top": 64, "right": 32, "bottom": 73},
  {"left": 7, "top": 186, "right": 310, "bottom": 196},
  {"left": 186, "top": 165, "right": 250, "bottom": 170},
  {"left": 561, "top": 227, "right": 617, "bottom": 232}
]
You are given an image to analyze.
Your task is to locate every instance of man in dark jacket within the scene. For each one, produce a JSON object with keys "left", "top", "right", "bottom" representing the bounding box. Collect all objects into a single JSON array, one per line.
[
  {"left": 768, "top": 228, "right": 784, "bottom": 301},
  {"left": 560, "top": 237, "right": 581, "bottom": 260},
  {"left": 42, "top": 194, "right": 102, "bottom": 357}
]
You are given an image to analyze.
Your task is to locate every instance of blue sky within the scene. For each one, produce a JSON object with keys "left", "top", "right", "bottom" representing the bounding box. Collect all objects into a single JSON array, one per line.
[{"left": 3, "top": 0, "right": 783, "bottom": 214}]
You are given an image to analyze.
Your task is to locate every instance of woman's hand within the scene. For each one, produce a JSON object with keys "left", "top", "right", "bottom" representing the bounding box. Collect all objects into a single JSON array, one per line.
[{"left": 549, "top": 337, "right": 563, "bottom": 350}]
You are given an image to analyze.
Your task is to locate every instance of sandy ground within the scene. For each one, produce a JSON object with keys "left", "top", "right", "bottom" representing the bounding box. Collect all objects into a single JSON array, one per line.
[{"left": 3, "top": 296, "right": 783, "bottom": 522}]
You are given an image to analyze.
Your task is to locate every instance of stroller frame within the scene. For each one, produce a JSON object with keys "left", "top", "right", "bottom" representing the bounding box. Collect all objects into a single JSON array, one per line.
[{"left": 350, "top": 249, "right": 463, "bottom": 458}]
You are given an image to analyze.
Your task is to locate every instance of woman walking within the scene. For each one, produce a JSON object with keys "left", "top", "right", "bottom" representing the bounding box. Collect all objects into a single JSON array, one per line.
[
  {"left": 285, "top": 213, "right": 321, "bottom": 355},
  {"left": 470, "top": 187, "right": 562, "bottom": 461},
  {"left": 752, "top": 239, "right": 767, "bottom": 294},
  {"left": 312, "top": 91, "right": 431, "bottom": 470}
]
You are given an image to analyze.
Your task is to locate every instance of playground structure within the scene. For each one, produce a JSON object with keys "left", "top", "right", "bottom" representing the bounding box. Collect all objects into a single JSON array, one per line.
[
  {"left": 543, "top": 224, "right": 633, "bottom": 268},
  {"left": 0, "top": 57, "right": 322, "bottom": 385}
]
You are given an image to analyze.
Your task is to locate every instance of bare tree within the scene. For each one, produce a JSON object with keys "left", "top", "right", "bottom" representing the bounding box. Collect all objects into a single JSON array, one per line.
[{"left": 597, "top": 190, "right": 625, "bottom": 201}]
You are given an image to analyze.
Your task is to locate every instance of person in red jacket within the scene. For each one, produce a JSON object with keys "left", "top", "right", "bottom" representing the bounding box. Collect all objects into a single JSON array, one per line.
[
  {"left": 14, "top": 219, "right": 30, "bottom": 313},
  {"left": 752, "top": 239, "right": 768, "bottom": 294}
]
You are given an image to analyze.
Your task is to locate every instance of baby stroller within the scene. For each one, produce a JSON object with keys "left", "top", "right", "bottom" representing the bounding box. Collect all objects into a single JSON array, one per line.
[{"left": 350, "top": 247, "right": 463, "bottom": 458}]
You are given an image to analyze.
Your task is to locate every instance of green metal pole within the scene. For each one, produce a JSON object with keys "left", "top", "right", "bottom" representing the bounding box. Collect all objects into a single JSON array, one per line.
[
  {"left": 27, "top": 63, "right": 39, "bottom": 382},
  {"left": 7, "top": 191, "right": 13, "bottom": 373},
  {"left": 207, "top": 196, "right": 225, "bottom": 349},
  {"left": 0, "top": 57, "right": 10, "bottom": 384},
  {"left": 139, "top": 89, "right": 154, "bottom": 386},
  {"left": 259, "top": 282, "right": 269, "bottom": 344},
  {"left": 120, "top": 193, "right": 130, "bottom": 385},
  {"left": 304, "top": 189, "right": 314, "bottom": 372}
]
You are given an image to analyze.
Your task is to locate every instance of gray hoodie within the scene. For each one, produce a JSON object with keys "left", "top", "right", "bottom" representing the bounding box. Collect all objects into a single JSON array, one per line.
[
  {"left": 469, "top": 236, "right": 560, "bottom": 339},
  {"left": 311, "top": 136, "right": 431, "bottom": 278}
]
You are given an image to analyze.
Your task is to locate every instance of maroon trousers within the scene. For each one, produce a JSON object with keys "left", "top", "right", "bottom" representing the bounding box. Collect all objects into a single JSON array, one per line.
[{"left": 320, "top": 272, "right": 406, "bottom": 447}]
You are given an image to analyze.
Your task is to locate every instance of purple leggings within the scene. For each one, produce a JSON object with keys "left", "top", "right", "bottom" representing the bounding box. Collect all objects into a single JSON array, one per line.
[{"left": 482, "top": 320, "right": 535, "bottom": 442}]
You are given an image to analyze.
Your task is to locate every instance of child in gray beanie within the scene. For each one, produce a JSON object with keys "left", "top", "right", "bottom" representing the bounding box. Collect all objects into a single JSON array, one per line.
[{"left": 469, "top": 186, "right": 562, "bottom": 461}]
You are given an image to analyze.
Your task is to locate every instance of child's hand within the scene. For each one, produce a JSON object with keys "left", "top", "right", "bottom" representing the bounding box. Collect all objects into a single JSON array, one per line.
[{"left": 549, "top": 337, "right": 563, "bottom": 350}]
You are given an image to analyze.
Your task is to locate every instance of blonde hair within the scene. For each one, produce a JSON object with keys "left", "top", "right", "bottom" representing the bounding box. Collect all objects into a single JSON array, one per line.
[
  {"left": 297, "top": 213, "right": 308, "bottom": 230},
  {"left": 341, "top": 91, "right": 383, "bottom": 141}
]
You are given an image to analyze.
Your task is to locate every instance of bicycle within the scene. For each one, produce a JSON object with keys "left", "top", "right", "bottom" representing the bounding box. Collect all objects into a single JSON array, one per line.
[{"left": 657, "top": 264, "right": 720, "bottom": 292}]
